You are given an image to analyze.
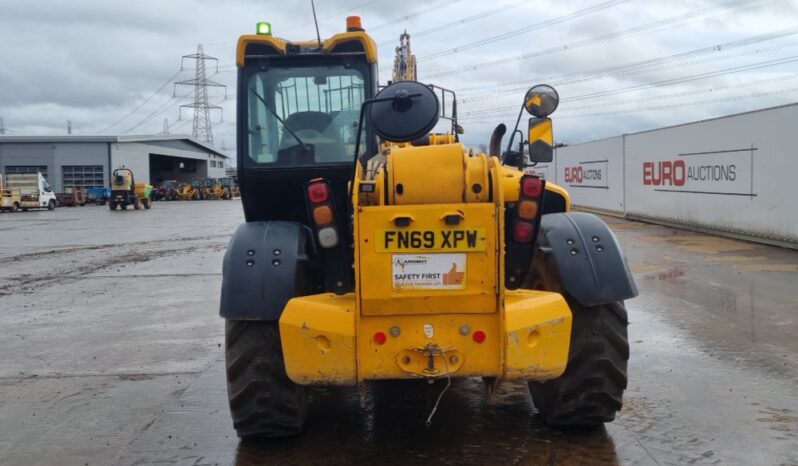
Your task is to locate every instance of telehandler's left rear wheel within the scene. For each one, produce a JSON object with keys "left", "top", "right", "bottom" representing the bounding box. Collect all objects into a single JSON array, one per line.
[
  {"left": 528, "top": 299, "right": 629, "bottom": 428},
  {"left": 225, "top": 320, "right": 307, "bottom": 438}
]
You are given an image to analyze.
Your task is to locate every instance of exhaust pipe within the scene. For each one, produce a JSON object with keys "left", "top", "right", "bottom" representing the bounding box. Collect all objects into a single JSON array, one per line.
[{"left": 489, "top": 124, "right": 506, "bottom": 157}]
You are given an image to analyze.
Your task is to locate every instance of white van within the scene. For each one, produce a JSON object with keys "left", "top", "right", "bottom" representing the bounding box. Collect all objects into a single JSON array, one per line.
[{"left": 5, "top": 172, "right": 57, "bottom": 211}]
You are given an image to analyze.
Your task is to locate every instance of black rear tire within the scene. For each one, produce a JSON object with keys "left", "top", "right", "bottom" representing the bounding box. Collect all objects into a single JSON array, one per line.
[
  {"left": 225, "top": 320, "right": 307, "bottom": 439},
  {"left": 48, "top": 200, "right": 56, "bottom": 211},
  {"left": 529, "top": 299, "right": 629, "bottom": 428}
]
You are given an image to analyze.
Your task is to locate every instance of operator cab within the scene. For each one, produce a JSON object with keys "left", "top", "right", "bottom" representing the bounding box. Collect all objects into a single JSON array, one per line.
[{"left": 236, "top": 21, "right": 378, "bottom": 226}]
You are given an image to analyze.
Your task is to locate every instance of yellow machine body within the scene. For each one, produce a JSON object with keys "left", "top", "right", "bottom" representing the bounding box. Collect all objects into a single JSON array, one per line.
[
  {"left": 280, "top": 139, "right": 573, "bottom": 385},
  {"left": 176, "top": 183, "right": 198, "bottom": 201},
  {"left": 202, "top": 183, "right": 228, "bottom": 200}
]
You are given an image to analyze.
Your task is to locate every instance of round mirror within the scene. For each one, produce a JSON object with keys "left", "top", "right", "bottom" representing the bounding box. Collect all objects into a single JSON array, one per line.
[
  {"left": 368, "top": 81, "right": 439, "bottom": 142},
  {"left": 523, "top": 84, "right": 559, "bottom": 118}
]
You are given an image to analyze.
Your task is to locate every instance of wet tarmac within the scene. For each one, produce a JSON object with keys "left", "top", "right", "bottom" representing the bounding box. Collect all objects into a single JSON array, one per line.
[{"left": 1, "top": 203, "right": 796, "bottom": 465}]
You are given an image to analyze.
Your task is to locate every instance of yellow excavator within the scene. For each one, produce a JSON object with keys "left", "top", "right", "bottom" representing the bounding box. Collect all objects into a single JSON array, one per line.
[{"left": 219, "top": 17, "right": 637, "bottom": 439}]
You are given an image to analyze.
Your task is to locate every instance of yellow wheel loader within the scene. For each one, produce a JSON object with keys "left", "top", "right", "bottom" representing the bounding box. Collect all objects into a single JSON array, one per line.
[
  {"left": 201, "top": 179, "right": 229, "bottom": 200},
  {"left": 218, "top": 177, "right": 239, "bottom": 199},
  {"left": 175, "top": 182, "right": 199, "bottom": 201},
  {"left": 220, "top": 18, "right": 637, "bottom": 439}
]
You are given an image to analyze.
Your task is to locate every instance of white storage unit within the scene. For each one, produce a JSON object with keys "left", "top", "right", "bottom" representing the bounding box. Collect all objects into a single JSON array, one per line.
[
  {"left": 549, "top": 102, "right": 798, "bottom": 247},
  {"left": 554, "top": 136, "right": 625, "bottom": 214},
  {"left": 624, "top": 104, "right": 798, "bottom": 243}
]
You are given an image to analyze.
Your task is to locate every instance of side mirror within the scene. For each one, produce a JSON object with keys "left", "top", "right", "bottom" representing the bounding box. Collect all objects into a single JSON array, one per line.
[
  {"left": 524, "top": 84, "right": 559, "bottom": 118},
  {"left": 528, "top": 117, "right": 554, "bottom": 163}
]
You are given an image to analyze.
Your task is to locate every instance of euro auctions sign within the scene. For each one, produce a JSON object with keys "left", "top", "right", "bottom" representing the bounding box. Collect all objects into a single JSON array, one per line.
[
  {"left": 642, "top": 147, "right": 756, "bottom": 197},
  {"left": 563, "top": 159, "right": 608, "bottom": 189}
]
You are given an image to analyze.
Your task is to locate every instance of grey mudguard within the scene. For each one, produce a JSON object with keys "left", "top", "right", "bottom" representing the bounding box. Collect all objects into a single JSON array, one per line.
[
  {"left": 220, "top": 221, "right": 313, "bottom": 320},
  {"left": 538, "top": 212, "right": 638, "bottom": 307}
]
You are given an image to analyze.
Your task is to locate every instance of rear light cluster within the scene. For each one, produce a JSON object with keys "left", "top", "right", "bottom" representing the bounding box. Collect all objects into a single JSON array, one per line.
[
  {"left": 512, "top": 176, "right": 545, "bottom": 244},
  {"left": 305, "top": 179, "right": 339, "bottom": 248}
]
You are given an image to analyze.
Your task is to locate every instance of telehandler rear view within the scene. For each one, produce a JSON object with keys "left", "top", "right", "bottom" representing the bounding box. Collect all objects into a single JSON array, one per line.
[{"left": 220, "top": 17, "right": 637, "bottom": 438}]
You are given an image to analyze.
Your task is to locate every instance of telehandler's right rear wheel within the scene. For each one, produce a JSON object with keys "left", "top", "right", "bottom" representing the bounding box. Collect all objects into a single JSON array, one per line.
[
  {"left": 225, "top": 320, "right": 307, "bottom": 439},
  {"left": 528, "top": 299, "right": 629, "bottom": 428}
]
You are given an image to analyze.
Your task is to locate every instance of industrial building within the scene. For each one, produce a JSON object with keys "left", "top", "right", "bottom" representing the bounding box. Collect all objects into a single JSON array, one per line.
[{"left": 0, "top": 135, "right": 228, "bottom": 192}]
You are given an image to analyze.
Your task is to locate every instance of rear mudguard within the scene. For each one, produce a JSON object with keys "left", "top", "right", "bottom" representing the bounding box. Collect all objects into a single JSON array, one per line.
[
  {"left": 534, "top": 212, "right": 638, "bottom": 307},
  {"left": 220, "top": 221, "right": 315, "bottom": 320}
]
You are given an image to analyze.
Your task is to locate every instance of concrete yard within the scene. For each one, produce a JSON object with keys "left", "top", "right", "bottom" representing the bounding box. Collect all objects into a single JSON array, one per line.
[{"left": 0, "top": 201, "right": 796, "bottom": 465}]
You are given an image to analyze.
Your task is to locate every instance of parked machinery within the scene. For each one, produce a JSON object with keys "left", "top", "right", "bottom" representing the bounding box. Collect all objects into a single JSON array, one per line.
[
  {"left": 4, "top": 172, "right": 56, "bottom": 211},
  {"left": 200, "top": 178, "right": 235, "bottom": 200},
  {"left": 163, "top": 179, "right": 179, "bottom": 200},
  {"left": 109, "top": 168, "right": 153, "bottom": 210},
  {"left": 217, "top": 177, "right": 240, "bottom": 199},
  {"left": 55, "top": 187, "right": 87, "bottom": 207},
  {"left": 85, "top": 187, "right": 110, "bottom": 205},
  {"left": 151, "top": 179, "right": 179, "bottom": 201},
  {"left": 219, "top": 19, "right": 637, "bottom": 439},
  {"left": 175, "top": 182, "right": 200, "bottom": 201},
  {"left": 198, "top": 178, "right": 222, "bottom": 200},
  {"left": 0, "top": 175, "right": 22, "bottom": 212}
]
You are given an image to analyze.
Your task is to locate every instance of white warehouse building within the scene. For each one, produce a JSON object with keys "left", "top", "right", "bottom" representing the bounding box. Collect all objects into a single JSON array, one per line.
[{"left": 0, "top": 135, "right": 229, "bottom": 192}]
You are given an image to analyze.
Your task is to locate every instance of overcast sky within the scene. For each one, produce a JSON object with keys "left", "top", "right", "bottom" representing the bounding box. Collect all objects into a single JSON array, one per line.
[{"left": 1, "top": 0, "right": 797, "bottom": 154}]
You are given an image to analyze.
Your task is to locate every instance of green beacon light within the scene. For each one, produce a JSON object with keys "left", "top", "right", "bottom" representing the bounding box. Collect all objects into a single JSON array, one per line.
[{"left": 256, "top": 22, "right": 272, "bottom": 35}]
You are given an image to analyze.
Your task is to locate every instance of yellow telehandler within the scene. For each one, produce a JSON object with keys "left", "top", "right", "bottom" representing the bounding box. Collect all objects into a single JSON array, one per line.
[{"left": 220, "top": 17, "right": 637, "bottom": 439}]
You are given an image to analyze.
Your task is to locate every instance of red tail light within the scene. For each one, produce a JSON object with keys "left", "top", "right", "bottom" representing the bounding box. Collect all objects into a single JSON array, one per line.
[
  {"left": 373, "top": 332, "right": 387, "bottom": 345},
  {"left": 307, "top": 182, "right": 329, "bottom": 203},
  {"left": 522, "top": 177, "right": 543, "bottom": 198},
  {"left": 472, "top": 330, "right": 486, "bottom": 344},
  {"left": 513, "top": 222, "right": 534, "bottom": 243}
]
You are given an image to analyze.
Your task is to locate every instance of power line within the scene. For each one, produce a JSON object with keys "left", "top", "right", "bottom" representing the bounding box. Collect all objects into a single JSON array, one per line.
[
  {"left": 461, "top": 72, "right": 798, "bottom": 120},
  {"left": 559, "top": 86, "right": 798, "bottom": 119},
  {"left": 419, "top": 0, "right": 630, "bottom": 61},
  {"left": 124, "top": 90, "right": 191, "bottom": 134},
  {"left": 99, "top": 68, "right": 182, "bottom": 134},
  {"left": 375, "top": 0, "right": 530, "bottom": 46},
  {"left": 422, "top": 0, "right": 774, "bottom": 79},
  {"left": 568, "top": 73, "right": 798, "bottom": 111},
  {"left": 457, "top": 26, "right": 798, "bottom": 103},
  {"left": 459, "top": 54, "right": 798, "bottom": 119},
  {"left": 564, "top": 55, "right": 798, "bottom": 103}
]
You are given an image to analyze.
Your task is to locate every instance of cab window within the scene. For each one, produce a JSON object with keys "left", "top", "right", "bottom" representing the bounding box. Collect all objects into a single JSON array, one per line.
[{"left": 247, "top": 64, "right": 366, "bottom": 166}]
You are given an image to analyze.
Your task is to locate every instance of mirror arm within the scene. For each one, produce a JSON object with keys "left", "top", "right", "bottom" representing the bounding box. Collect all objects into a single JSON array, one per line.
[
  {"left": 505, "top": 103, "right": 526, "bottom": 156},
  {"left": 513, "top": 129, "right": 524, "bottom": 153},
  {"left": 349, "top": 93, "right": 423, "bottom": 201}
]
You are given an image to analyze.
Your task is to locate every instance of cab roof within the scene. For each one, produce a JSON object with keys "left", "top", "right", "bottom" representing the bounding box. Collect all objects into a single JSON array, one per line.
[{"left": 236, "top": 30, "right": 378, "bottom": 67}]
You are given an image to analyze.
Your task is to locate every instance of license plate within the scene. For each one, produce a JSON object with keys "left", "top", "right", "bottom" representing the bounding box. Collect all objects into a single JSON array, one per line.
[{"left": 376, "top": 229, "right": 486, "bottom": 252}]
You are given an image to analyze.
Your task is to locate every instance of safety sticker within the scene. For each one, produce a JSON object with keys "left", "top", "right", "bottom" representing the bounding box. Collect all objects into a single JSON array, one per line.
[{"left": 392, "top": 253, "right": 466, "bottom": 290}]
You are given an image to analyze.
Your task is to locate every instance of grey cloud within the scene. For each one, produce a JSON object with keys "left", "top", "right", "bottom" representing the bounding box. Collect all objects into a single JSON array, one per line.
[{"left": 1, "top": 0, "right": 797, "bottom": 151}]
